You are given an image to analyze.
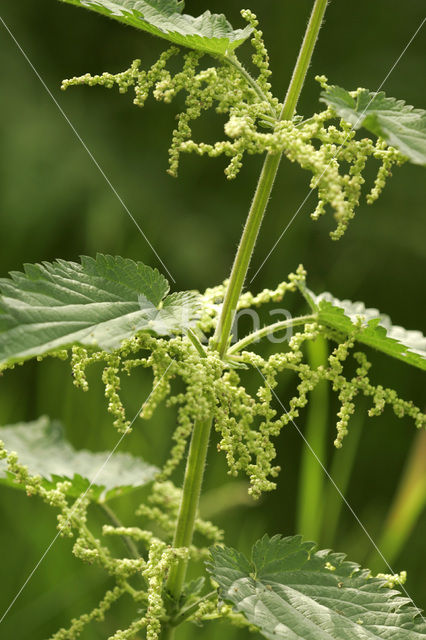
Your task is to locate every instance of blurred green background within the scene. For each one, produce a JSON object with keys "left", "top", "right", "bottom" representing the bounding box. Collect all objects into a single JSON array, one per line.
[{"left": 0, "top": 1, "right": 425, "bottom": 638}]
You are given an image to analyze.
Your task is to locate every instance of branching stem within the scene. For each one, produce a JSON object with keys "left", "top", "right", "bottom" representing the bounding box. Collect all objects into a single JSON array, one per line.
[
  {"left": 171, "top": 590, "right": 217, "bottom": 627},
  {"left": 99, "top": 502, "right": 141, "bottom": 560},
  {"left": 228, "top": 314, "right": 316, "bottom": 355},
  {"left": 162, "top": 2, "right": 329, "bottom": 635},
  {"left": 225, "top": 53, "right": 277, "bottom": 117},
  {"left": 213, "top": 0, "right": 328, "bottom": 357}
]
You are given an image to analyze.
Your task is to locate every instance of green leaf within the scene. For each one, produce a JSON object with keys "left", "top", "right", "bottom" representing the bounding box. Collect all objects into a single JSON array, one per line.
[
  {"left": 0, "top": 416, "right": 158, "bottom": 502},
  {"left": 320, "top": 85, "right": 426, "bottom": 165},
  {"left": 0, "top": 254, "right": 201, "bottom": 366},
  {"left": 59, "top": 0, "right": 252, "bottom": 55},
  {"left": 312, "top": 291, "right": 426, "bottom": 371},
  {"left": 208, "top": 535, "right": 426, "bottom": 640}
]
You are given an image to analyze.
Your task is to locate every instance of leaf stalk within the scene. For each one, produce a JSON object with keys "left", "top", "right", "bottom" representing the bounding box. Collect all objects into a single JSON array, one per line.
[{"left": 228, "top": 314, "right": 316, "bottom": 355}]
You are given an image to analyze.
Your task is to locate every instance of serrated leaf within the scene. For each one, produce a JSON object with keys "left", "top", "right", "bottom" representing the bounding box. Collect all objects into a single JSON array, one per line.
[
  {"left": 320, "top": 85, "right": 426, "bottom": 165},
  {"left": 0, "top": 254, "right": 201, "bottom": 366},
  {"left": 312, "top": 291, "right": 426, "bottom": 371},
  {"left": 0, "top": 416, "right": 158, "bottom": 502},
  {"left": 208, "top": 535, "right": 426, "bottom": 640},
  {"left": 59, "top": 0, "right": 252, "bottom": 55}
]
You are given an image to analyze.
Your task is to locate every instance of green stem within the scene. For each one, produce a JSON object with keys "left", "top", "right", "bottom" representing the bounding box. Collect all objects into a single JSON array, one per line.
[
  {"left": 81, "top": 524, "right": 141, "bottom": 597},
  {"left": 212, "top": 153, "right": 282, "bottom": 357},
  {"left": 186, "top": 329, "right": 207, "bottom": 358},
  {"left": 296, "top": 336, "right": 329, "bottom": 540},
  {"left": 225, "top": 54, "right": 277, "bottom": 116},
  {"left": 99, "top": 503, "right": 141, "bottom": 561},
  {"left": 228, "top": 314, "right": 316, "bottom": 355},
  {"left": 165, "top": 417, "right": 212, "bottom": 601},
  {"left": 171, "top": 590, "right": 217, "bottom": 627},
  {"left": 160, "top": 627, "right": 176, "bottom": 640},
  {"left": 321, "top": 408, "right": 364, "bottom": 547},
  {"left": 213, "top": 0, "right": 328, "bottom": 358},
  {"left": 279, "top": 0, "right": 329, "bottom": 121},
  {"left": 162, "top": 2, "right": 329, "bottom": 634}
]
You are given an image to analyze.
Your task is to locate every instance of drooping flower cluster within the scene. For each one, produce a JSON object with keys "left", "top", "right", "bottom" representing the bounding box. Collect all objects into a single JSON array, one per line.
[
  {"left": 0, "top": 5, "right": 422, "bottom": 638},
  {"left": 0, "top": 441, "right": 221, "bottom": 640},
  {"left": 61, "top": 11, "right": 405, "bottom": 240},
  {"left": 61, "top": 21, "right": 276, "bottom": 181},
  {"left": 1, "top": 262, "right": 424, "bottom": 636},
  {"left": 207, "top": 325, "right": 422, "bottom": 496},
  {"left": 70, "top": 333, "right": 224, "bottom": 481},
  {"left": 67, "top": 266, "right": 425, "bottom": 500},
  {"left": 199, "top": 264, "right": 307, "bottom": 337}
]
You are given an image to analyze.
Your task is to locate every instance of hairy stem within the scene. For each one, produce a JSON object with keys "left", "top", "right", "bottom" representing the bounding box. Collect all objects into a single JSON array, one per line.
[
  {"left": 165, "top": 417, "right": 212, "bottom": 600},
  {"left": 225, "top": 54, "right": 277, "bottom": 116},
  {"left": 186, "top": 328, "right": 207, "bottom": 358},
  {"left": 162, "top": 1, "right": 329, "bottom": 633},
  {"left": 280, "top": 0, "right": 329, "bottom": 120},
  {"left": 213, "top": 0, "right": 328, "bottom": 357},
  {"left": 228, "top": 314, "right": 316, "bottom": 355},
  {"left": 211, "top": 152, "right": 283, "bottom": 357}
]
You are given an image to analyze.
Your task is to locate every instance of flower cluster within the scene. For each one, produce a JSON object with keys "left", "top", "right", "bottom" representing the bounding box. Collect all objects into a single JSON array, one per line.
[
  {"left": 376, "top": 571, "right": 407, "bottom": 589},
  {"left": 62, "top": 12, "right": 405, "bottom": 240},
  {"left": 208, "top": 316, "right": 424, "bottom": 496},
  {"left": 136, "top": 481, "right": 223, "bottom": 559},
  {"left": 0, "top": 445, "right": 220, "bottom": 640},
  {"left": 70, "top": 333, "right": 225, "bottom": 480},
  {"left": 199, "top": 264, "right": 307, "bottom": 336},
  {"left": 0, "top": 5, "right": 422, "bottom": 638},
  {"left": 68, "top": 266, "right": 424, "bottom": 500},
  {"left": 1, "top": 261, "right": 424, "bottom": 635}
]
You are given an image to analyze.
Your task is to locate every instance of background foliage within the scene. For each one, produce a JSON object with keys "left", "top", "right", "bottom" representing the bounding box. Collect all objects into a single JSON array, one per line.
[{"left": 0, "top": 1, "right": 424, "bottom": 638}]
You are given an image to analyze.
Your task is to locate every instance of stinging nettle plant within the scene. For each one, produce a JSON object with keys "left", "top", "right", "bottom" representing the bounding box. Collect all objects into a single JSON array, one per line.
[{"left": 1, "top": 1, "right": 426, "bottom": 639}]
